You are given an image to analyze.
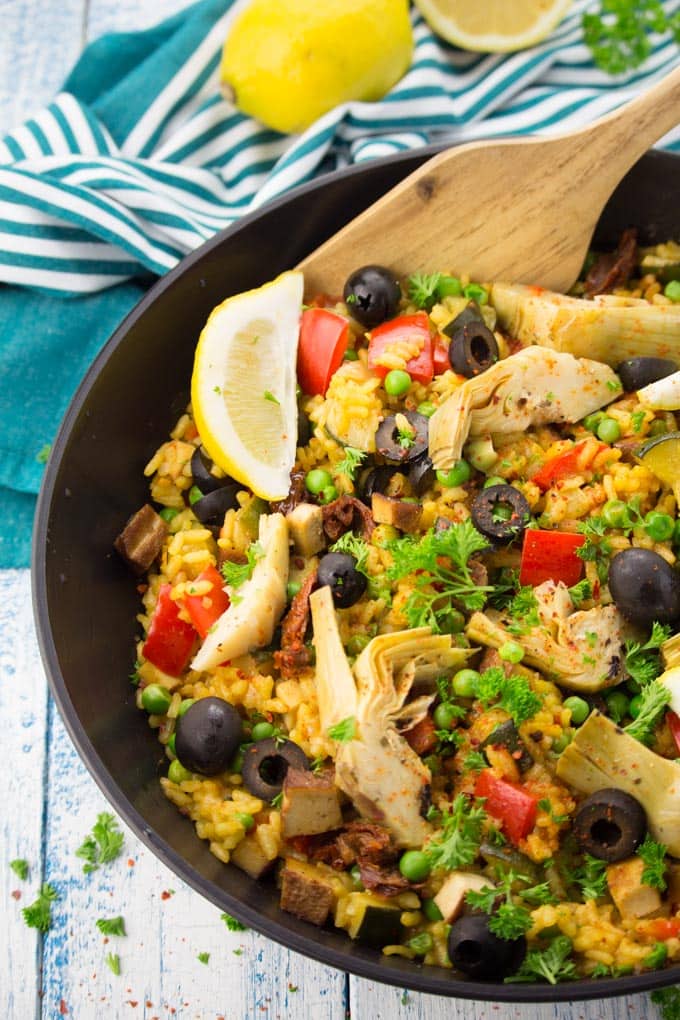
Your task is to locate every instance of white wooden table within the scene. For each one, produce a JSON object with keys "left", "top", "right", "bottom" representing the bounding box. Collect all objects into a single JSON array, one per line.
[{"left": 0, "top": 2, "right": 670, "bottom": 1017}]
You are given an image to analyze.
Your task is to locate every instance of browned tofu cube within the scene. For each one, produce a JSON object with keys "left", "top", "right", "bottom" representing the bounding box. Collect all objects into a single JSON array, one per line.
[
  {"left": 231, "top": 834, "right": 275, "bottom": 879},
  {"left": 607, "top": 856, "right": 663, "bottom": 918},
  {"left": 279, "top": 858, "right": 335, "bottom": 926},
  {"left": 281, "top": 766, "right": 343, "bottom": 839},
  {"left": 371, "top": 493, "right": 422, "bottom": 533},
  {"left": 114, "top": 503, "right": 167, "bottom": 574}
]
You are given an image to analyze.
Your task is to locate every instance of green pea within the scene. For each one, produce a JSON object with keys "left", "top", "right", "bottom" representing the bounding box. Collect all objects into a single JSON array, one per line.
[
  {"left": 452, "top": 668, "right": 481, "bottom": 699},
  {"left": 407, "top": 932, "right": 434, "bottom": 956},
  {"left": 159, "top": 507, "right": 180, "bottom": 522},
  {"left": 343, "top": 348, "right": 359, "bottom": 361},
  {"left": 422, "top": 897, "right": 443, "bottom": 922},
  {"left": 499, "top": 640, "right": 524, "bottom": 664},
  {"left": 384, "top": 369, "right": 412, "bottom": 396},
  {"left": 236, "top": 812, "right": 255, "bottom": 832},
  {"left": 318, "top": 484, "right": 338, "bottom": 505},
  {"left": 551, "top": 731, "right": 572, "bottom": 754},
  {"left": 605, "top": 689, "right": 630, "bottom": 723},
  {"left": 644, "top": 511, "right": 675, "bottom": 542},
  {"left": 141, "top": 683, "right": 172, "bottom": 715},
  {"left": 251, "top": 721, "right": 275, "bottom": 741},
  {"left": 437, "top": 275, "right": 462, "bottom": 299},
  {"left": 305, "top": 468, "right": 333, "bottom": 495},
  {"left": 346, "top": 633, "right": 371, "bottom": 657},
  {"left": 629, "top": 694, "right": 643, "bottom": 719},
  {"left": 167, "top": 733, "right": 176, "bottom": 757},
  {"left": 563, "top": 696, "right": 590, "bottom": 725},
  {"left": 168, "top": 760, "right": 193, "bottom": 784},
  {"left": 664, "top": 280, "right": 680, "bottom": 302},
  {"left": 417, "top": 401, "right": 437, "bottom": 418},
  {"left": 649, "top": 419, "right": 668, "bottom": 437},
  {"left": 188, "top": 485, "right": 203, "bottom": 505},
  {"left": 177, "top": 698, "right": 195, "bottom": 718},
  {"left": 583, "top": 411, "right": 605, "bottom": 433},
  {"left": 484, "top": 475, "right": 506, "bottom": 488},
  {"left": 463, "top": 283, "right": 488, "bottom": 305},
  {"left": 601, "top": 499, "right": 628, "bottom": 528},
  {"left": 596, "top": 417, "right": 621, "bottom": 444},
  {"left": 433, "top": 702, "right": 459, "bottom": 730},
  {"left": 399, "top": 850, "right": 432, "bottom": 882},
  {"left": 286, "top": 581, "right": 301, "bottom": 601},
  {"left": 436, "top": 459, "right": 472, "bottom": 488}
]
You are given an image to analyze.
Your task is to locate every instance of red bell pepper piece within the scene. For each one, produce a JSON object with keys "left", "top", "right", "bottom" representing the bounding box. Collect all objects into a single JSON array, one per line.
[
  {"left": 368, "top": 312, "right": 434, "bottom": 385},
  {"left": 142, "top": 583, "right": 196, "bottom": 677},
  {"left": 531, "top": 441, "right": 605, "bottom": 492},
  {"left": 181, "top": 564, "right": 230, "bottom": 639},
  {"left": 432, "top": 338, "right": 451, "bottom": 376},
  {"left": 297, "top": 307, "right": 349, "bottom": 396},
  {"left": 474, "top": 769, "right": 538, "bottom": 845},
  {"left": 650, "top": 918, "right": 680, "bottom": 941},
  {"left": 519, "top": 529, "right": 586, "bottom": 588},
  {"left": 667, "top": 710, "right": 680, "bottom": 755}
]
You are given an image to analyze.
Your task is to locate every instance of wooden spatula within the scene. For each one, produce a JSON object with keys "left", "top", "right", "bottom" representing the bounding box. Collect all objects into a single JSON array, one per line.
[{"left": 298, "top": 64, "right": 680, "bottom": 296}]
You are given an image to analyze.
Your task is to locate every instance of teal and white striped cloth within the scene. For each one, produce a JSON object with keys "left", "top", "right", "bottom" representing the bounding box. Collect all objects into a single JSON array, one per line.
[
  {"left": 2, "top": 0, "right": 679, "bottom": 295},
  {"left": 1, "top": 0, "right": 679, "bottom": 568}
]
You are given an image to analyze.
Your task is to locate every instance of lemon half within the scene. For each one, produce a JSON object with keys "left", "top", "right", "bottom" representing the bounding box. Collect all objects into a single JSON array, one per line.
[
  {"left": 191, "top": 271, "right": 303, "bottom": 501},
  {"left": 414, "top": 0, "right": 573, "bottom": 52}
]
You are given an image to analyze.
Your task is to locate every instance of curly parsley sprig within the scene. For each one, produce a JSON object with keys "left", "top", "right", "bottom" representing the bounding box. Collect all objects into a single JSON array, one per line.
[{"left": 423, "top": 794, "right": 487, "bottom": 872}]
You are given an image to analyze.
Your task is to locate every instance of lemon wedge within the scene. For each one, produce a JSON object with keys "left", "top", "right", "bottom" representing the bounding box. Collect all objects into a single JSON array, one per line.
[
  {"left": 191, "top": 271, "right": 303, "bottom": 501},
  {"left": 413, "top": 0, "right": 572, "bottom": 52}
]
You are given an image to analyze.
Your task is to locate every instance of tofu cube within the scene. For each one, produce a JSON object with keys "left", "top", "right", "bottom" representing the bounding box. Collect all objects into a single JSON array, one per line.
[
  {"left": 607, "top": 856, "right": 663, "bottom": 918},
  {"left": 281, "top": 766, "right": 343, "bottom": 839},
  {"left": 286, "top": 503, "right": 325, "bottom": 557},
  {"left": 434, "top": 871, "right": 491, "bottom": 923},
  {"left": 279, "top": 858, "right": 335, "bottom": 926}
]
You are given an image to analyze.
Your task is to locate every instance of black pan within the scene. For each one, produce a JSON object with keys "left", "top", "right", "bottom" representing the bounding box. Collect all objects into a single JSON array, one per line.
[{"left": 33, "top": 145, "right": 680, "bottom": 1002}]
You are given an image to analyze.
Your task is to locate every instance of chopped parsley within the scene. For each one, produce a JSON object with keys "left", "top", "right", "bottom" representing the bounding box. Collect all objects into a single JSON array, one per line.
[
  {"left": 263, "top": 390, "right": 280, "bottom": 405},
  {"left": 631, "top": 409, "right": 646, "bottom": 433},
  {"left": 574, "top": 854, "right": 608, "bottom": 902},
  {"left": 637, "top": 834, "right": 668, "bottom": 890},
  {"left": 335, "top": 446, "right": 367, "bottom": 481},
  {"left": 567, "top": 578, "right": 593, "bottom": 608},
  {"left": 537, "top": 798, "right": 570, "bottom": 825},
  {"left": 96, "top": 916, "right": 126, "bottom": 936},
  {"left": 606, "top": 378, "right": 622, "bottom": 392},
  {"left": 329, "top": 532, "right": 369, "bottom": 576},
  {"left": 624, "top": 621, "right": 671, "bottom": 687},
  {"left": 22, "top": 882, "right": 58, "bottom": 933},
  {"left": 105, "top": 952, "right": 121, "bottom": 976},
  {"left": 221, "top": 912, "right": 248, "bottom": 931},
  {"left": 10, "top": 858, "right": 29, "bottom": 880},
  {"left": 197, "top": 951, "right": 210, "bottom": 965},
  {"left": 462, "top": 750, "right": 487, "bottom": 772},
  {"left": 644, "top": 942, "right": 668, "bottom": 969},
  {"left": 624, "top": 680, "right": 671, "bottom": 744},
  {"left": 582, "top": 0, "right": 680, "bottom": 76},
  {"left": 397, "top": 426, "right": 415, "bottom": 450},
  {"left": 327, "top": 715, "right": 357, "bottom": 743},
  {"left": 505, "top": 585, "right": 540, "bottom": 636},
  {"left": 474, "top": 666, "right": 541, "bottom": 726},
  {"left": 407, "top": 272, "right": 461, "bottom": 311},
  {"left": 271, "top": 791, "right": 283, "bottom": 809},
  {"left": 423, "top": 794, "right": 486, "bottom": 872},
  {"left": 76, "top": 813, "right": 124, "bottom": 874},
  {"left": 221, "top": 541, "right": 264, "bottom": 589},
  {"left": 387, "top": 519, "right": 492, "bottom": 632},
  {"left": 466, "top": 870, "right": 554, "bottom": 941},
  {"left": 506, "top": 934, "right": 577, "bottom": 984}
]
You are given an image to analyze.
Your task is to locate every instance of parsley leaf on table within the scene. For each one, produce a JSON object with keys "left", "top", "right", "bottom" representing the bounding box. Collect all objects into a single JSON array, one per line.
[
  {"left": 637, "top": 833, "right": 668, "bottom": 891},
  {"left": 22, "top": 882, "right": 58, "bottom": 933},
  {"left": 221, "top": 912, "right": 248, "bottom": 932},
  {"left": 506, "top": 935, "right": 577, "bottom": 984},
  {"left": 423, "top": 794, "right": 486, "bottom": 872},
  {"left": 76, "top": 812, "right": 124, "bottom": 874},
  {"left": 197, "top": 951, "right": 210, "bottom": 965},
  {"left": 10, "top": 858, "right": 29, "bottom": 880},
  {"left": 105, "top": 952, "right": 121, "bottom": 976},
  {"left": 96, "top": 916, "right": 126, "bottom": 936}
]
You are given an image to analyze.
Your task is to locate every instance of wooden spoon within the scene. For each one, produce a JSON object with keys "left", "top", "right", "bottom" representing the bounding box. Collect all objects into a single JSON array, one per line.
[{"left": 298, "top": 63, "right": 680, "bottom": 296}]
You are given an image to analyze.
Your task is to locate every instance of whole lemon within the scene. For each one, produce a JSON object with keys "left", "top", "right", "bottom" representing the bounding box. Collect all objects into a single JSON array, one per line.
[{"left": 220, "top": 0, "right": 413, "bottom": 134}]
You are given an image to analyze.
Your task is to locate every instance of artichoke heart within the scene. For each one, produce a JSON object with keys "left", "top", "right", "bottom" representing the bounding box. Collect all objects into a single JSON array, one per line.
[
  {"left": 491, "top": 282, "right": 680, "bottom": 366},
  {"left": 429, "top": 346, "right": 618, "bottom": 470},
  {"left": 309, "top": 585, "right": 471, "bottom": 847}
]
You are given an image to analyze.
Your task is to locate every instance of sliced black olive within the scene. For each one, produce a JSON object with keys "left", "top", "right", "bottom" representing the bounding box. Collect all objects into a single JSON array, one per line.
[
  {"left": 241, "top": 737, "right": 309, "bottom": 801},
  {"left": 442, "top": 300, "right": 485, "bottom": 338},
  {"left": 447, "top": 914, "right": 526, "bottom": 979},
  {"left": 359, "top": 465, "right": 397, "bottom": 505},
  {"left": 480, "top": 720, "right": 533, "bottom": 772},
  {"left": 470, "top": 484, "right": 530, "bottom": 542},
  {"left": 608, "top": 547, "right": 680, "bottom": 627},
  {"left": 175, "top": 697, "right": 243, "bottom": 776},
  {"left": 573, "top": 788, "right": 647, "bottom": 862},
  {"left": 448, "top": 320, "right": 499, "bottom": 378},
  {"left": 375, "top": 411, "right": 428, "bottom": 464},
  {"left": 616, "top": 357, "right": 677, "bottom": 392},
  {"left": 317, "top": 552, "right": 367, "bottom": 608},
  {"left": 408, "top": 452, "right": 435, "bottom": 495},
  {"left": 343, "top": 265, "right": 401, "bottom": 328},
  {"left": 191, "top": 484, "right": 241, "bottom": 528},
  {"left": 191, "top": 446, "right": 226, "bottom": 495}
]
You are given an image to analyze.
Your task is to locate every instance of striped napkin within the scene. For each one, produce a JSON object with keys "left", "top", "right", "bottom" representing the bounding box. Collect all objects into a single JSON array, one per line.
[{"left": 2, "top": 0, "right": 679, "bottom": 567}]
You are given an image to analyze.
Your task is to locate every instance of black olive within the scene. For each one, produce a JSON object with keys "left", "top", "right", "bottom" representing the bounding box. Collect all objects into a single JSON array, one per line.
[
  {"left": 191, "top": 446, "right": 227, "bottom": 495},
  {"left": 616, "top": 357, "right": 677, "bottom": 392},
  {"left": 447, "top": 914, "right": 526, "bottom": 980},
  {"left": 375, "top": 411, "right": 428, "bottom": 464},
  {"left": 470, "top": 484, "right": 530, "bottom": 542},
  {"left": 343, "top": 265, "right": 401, "bottom": 329},
  {"left": 191, "top": 484, "right": 241, "bottom": 528},
  {"left": 241, "top": 737, "right": 309, "bottom": 801},
  {"left": 442, "top": 300, "right": 485, "bottom": 338},
  {"left": 360, "top": 465, "right": 397, "bottom": 505},
  {"left": 448, "top": 320, "right": 499, "bottom": 378},
  {"left": 317, "top": 552, "right": 367, "bottom": 608},
  {"left": 573, "top": 788, "right": 647, "bottom": 862},
  {"left": 608, "top": 547, "right": 680, "bottom": 627},
  {"left": 408, "top": 453, "right": 435, "bottom": 495},
  {"left": 175, "top": 697, "right": 244, "bottom": 776}
]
